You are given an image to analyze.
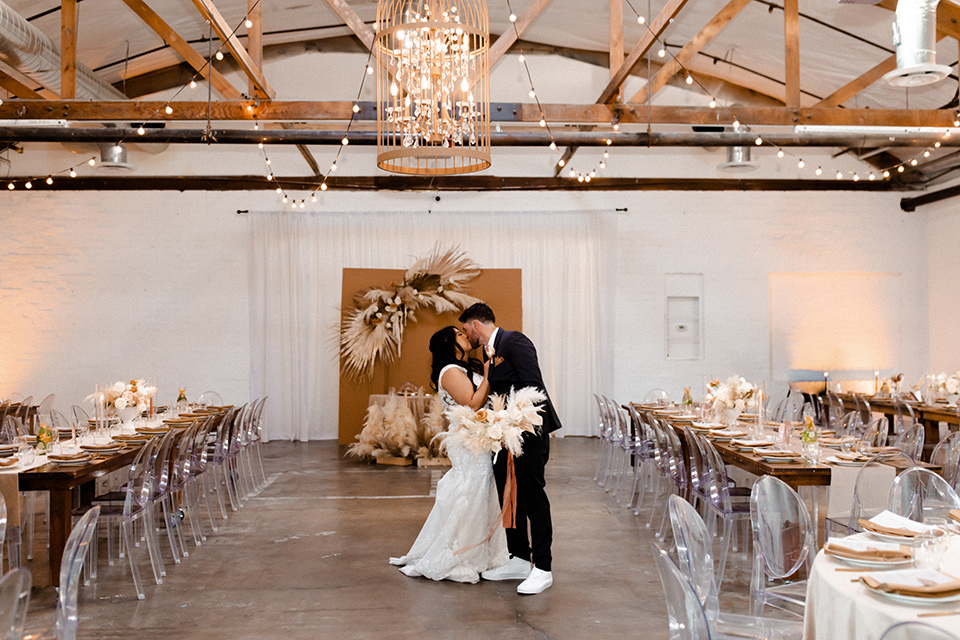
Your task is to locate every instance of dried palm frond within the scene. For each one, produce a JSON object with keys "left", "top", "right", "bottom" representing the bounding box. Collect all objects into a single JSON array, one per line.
[{"left": 339, "top": 245, "right": 482, "bottom": 380}]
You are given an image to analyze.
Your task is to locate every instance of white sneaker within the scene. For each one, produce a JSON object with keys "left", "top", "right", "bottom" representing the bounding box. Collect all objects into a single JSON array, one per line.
[
  {"left": 517, "top": 568, "right": 553, "bottom": 595},
  {"left": 481, "top": 556, "right": 532, "bottom": 581}
]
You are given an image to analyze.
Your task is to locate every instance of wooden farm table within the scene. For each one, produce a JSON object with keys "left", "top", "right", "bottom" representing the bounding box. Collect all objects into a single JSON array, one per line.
[
  {"left": 18, "top": 445, "right": 142, "bottom": 586},
  {"left": 836, "top": 393, "right": 958, "bottom": 457}
]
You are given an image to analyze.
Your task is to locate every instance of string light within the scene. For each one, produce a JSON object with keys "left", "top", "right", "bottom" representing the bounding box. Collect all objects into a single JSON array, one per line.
[
  {"left": 189, "top": 79, "right": 197, "bottom": 89},
  {"left": 898, "top": 165, "right": 905, "bottom": 173},
  {"left": 24, "top": 181, "right": 31, "bottom": 189},
  {"left": 836, "top": 170, "right": 843, "bottom": 179},
  {"left": 69, "top": 169, "right": 77, "bottom": 178},
  {"left": 708, "top": 98, "right": 716, "bottom": 109},
  {"left": 883, "top": 170, "right": 890, "bottom": 178},
  {"left": 868, "top": 172, "right": 876, "bottom": 180},
  {"left": 215, "top": 50, "right": 224, "bottom": 61},
  {"left": 508, "top": 12, "right": 517, "bottom": 22},
  {"left": 137, "top": 126, "right": 145, "bottom": 135},
  {"left": 88, "top": 158, "right": 96, "bottom": 166},
  {"left": 245, "top": 17, "right": 253, "bottom": 28},
  {"left": 910, "top": 158, "right": 918, "bottom": 166},
  {"left": 320, "top": 183, "right": 328, "bottom": 191},
  {"left": 637, "top": 15, "right": 645, "bottom": 24},
  {"left": 657, "top": 48, "right": 665, "bottom": 58},
  {"left": 6, "top": 183, "right": 13, "bottom": 190},
  {"left": 685, "top": 74, "right": 693, "bottom": 85},
  {"left": 853, "top": 173, "right": 860, "bottom": 181},
  {"left": 754, "top": 136, "right": 762, "bottom": 146},
  {"left": 815, "top": 166, "right": 822, "bottom": 176},
  {"left": 45, "top": 177, "right": 52, "bottom": 185},
  {"left": 797, "top": 159, "right": 804, "bottom": 169},
  {"left": 164, "top": 104, "right": 173, "bottom": 115},
  {"left": 777, "top": 149, "right": 784, "bottom": 159}
]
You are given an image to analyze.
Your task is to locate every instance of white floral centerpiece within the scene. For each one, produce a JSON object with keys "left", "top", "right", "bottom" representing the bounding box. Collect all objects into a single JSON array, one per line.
[
  {"left": 443, "top": 387, "right": 547, "bottom": 459},
  {"left": 86, "top": 379, "right": 157, "bottom": 422},
  {"left": 705, "top": 376, "right": 757, "bottom": 426},
  {"left": 924, "top": 372, "right": 960, "bottom": 403},
  {"left": 877, "top": 373, "right": 903, "bottom": 398}
]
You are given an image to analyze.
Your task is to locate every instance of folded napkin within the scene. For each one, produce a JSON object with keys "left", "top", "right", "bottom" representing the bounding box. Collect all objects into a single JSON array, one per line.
[
  {"left": 80, "top": 443, "right": 119, "bottom": 451},
  {"left": 863, "top": 446, "right": 900, "bottom": 455},
  {"left": 834, "top": 453, "right": 871, "bottom": 463},
  {"left": 731, "top": 439, "right": 767, "bottom": 447},
  {"left": 859, "top": 511, "right": 934, "bottom": 538},
  {"left": 755, "top": 449, "right": 802, "bottom": 458},
  {"left": 819, "top": 436, "right": 845, "bottom": 445},
  {"left": 824, "top": 540, "right": 912, "bottom": 562},
  {"left": 47, "top": 453, "right": 90, "bottom": 462},
  {"left": 0, "top": 458, "right": 18, "bottom": 468},
  {"left": 861, "top": 574, "right": 960, "bottom": 598},
  {"left": 948, "top": 509, "right": 960, "bottom": 525}
]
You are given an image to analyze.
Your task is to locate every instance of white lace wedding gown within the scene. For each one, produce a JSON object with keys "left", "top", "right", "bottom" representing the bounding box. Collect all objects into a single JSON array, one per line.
[{"left": 388, "top": 364, "right": 508, "bottom": 583}]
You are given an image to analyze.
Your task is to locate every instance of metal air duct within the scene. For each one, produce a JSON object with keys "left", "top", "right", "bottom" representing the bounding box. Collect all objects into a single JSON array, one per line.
[
  {"left": 883, "top": 0, "right": 951, "bottom": 87},
  {"left": 0, "top": 0, "right": 126, "bottom": 99}
]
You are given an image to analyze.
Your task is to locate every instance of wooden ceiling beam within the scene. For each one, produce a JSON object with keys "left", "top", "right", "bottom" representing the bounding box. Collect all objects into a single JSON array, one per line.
[
  {"left": 0, "top": 68, "right": 45, "bottom": 100},
  {"left": 488, "top": 0, "right": 555, "bottom": 67},
  {"left": 609, "top": 0, "right": 624, "bottom": 102},
  {"left": 783, "top": 0, "right": 800, "bottom": 108},
  {"left": 190, "top": 0, "right": 274, "bottom": 99},
  {"left": 324, "top": 0, "right": 374, "bottom": 49},
  {"left": 628, "top": 0, "right": 751, "bottom": 105},
  {"left": 247, "top": 0, "right": 263, "bottom": 99},
  {"left": 5, "top": 100, "right": 960, "bottom": 128},
  {"left": 118, "top": 0, "right": 244, "bottom": 101},
  {"left": 60, "top": 0, "right": 77, "bottom": 100},
  {"left": 598, "top": 0, "right": 691, "bottom": 104}
]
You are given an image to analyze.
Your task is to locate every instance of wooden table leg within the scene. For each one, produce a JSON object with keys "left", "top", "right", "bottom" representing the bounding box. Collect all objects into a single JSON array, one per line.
[{"left": 48, "top": 489, "right": 73, "bottom": 587}]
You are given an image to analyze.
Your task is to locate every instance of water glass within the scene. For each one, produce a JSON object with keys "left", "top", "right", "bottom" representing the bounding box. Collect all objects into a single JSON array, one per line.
[
  {"left": 914, "top": 526, "right": 947, "bottom": 571},
  {"left": 801, "top": 440, "right": 821, "bottom": 465},
  {"left": 840, "top": 436, "right": 857, "bottom": 455}
]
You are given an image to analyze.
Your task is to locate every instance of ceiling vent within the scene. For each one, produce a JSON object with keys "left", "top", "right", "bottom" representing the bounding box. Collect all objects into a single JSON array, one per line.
[
  {"left": 717, "top": 144, "right": 758, "bottom": 173},
  {"left": 99, "top": 143, "right": 134, "bottom": 171},
  {"left": 883, "top": 0, "right": 950, "bottom": 86}
]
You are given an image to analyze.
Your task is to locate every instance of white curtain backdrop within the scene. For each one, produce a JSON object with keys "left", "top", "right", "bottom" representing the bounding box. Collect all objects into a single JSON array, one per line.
[{"left": 249, "top": 210, "right": 615, "bottom": 441}]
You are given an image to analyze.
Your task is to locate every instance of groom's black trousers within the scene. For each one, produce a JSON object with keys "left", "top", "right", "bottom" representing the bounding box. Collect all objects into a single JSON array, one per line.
[{"left": 493, "top": 430, "right": 552, "bottom": 572}]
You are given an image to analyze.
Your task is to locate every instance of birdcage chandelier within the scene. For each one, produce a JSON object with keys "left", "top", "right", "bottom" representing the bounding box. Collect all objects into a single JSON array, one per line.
[{"left": 375, "top": 0, "right": 491, "bottom": 175}]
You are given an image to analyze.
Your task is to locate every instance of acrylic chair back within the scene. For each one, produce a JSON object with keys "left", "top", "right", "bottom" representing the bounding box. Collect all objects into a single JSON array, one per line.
[
  {"left": 891, "top": 422, "right": 925, "bottom": 460},
  {"left": 861, "top": 417, "right": 890, "bottom": 449},
  {"left": 750, "top": 476, "right": 815, "bottom": 581},
  {"left": 0, "top": 567, "right": 31, "bottom": 640},
  {"left": 677, "top": 426, "right": 706, "bottom": 506},
  {"left": 823, "top": 393, "right": 845, "bottom": 431},
  {"left": 851, "top": 393, "right": 872, "bottom": 423},
  {"left": 668, "top": 495, "right": 718, "bottom": 617},
  {"left": 888, "top": 467, "right": 960, "bottom": 523},
  {"left": 124, "top": 437, "right": 160, "bottom": 516},
  {"left": 931, "top": 432, "right": 960, "bottom": 489},
  {"left": 845, "top": 453, "right": 915, "bottom": 532},
  {"left": 644, "top": 389, "right": 671, "bottom": 405},
  {"left": 651, "top": 542, "right": 712, "bottom": 640},
  {"left": 57, "top": 506, "right": 100, "bottom": 640}
]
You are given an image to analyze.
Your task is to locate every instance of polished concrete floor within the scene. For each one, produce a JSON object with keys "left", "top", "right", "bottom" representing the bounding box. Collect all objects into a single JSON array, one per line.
[{"left": 21, "top": 437, "right": 757, "bottom": 639}]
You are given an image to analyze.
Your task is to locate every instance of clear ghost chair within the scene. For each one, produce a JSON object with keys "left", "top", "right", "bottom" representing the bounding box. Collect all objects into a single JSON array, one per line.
[
  {"left": 822, "top": 393, "right": 845, "bottom": 432},
  {"left": 625, "top": 405, "right": 656, "bottom": 510},
  {"left": 930, "top": 432, "right": 960, "bottom": 490},
  {"left": 878, "top": 621, "right": 960, "bottom": 640},
  {"left": 196, "top": 391, "right": 223, "bottom": 407},
  {"left": 609, "top": 405, "right": 634, "bottom": 501},
  {"left": 592, "top": 394, "right": 611, "bottom": 482},
  {"left": 851, "top": 392, "right": 872, "bottom": 424},
  {"left": 891, "top": 422, "right": 925, "bottom": 460},
  {"left": 651, "top": 542, "right": 802, "bottom": 640},
  {"left": 860, "top": 417, "right": 890, "bottom": 450},
  {"left": 891, "top": 397, "right": 917, "bottom": 436},
  {"left": 0, "top": 567, "right": 31, "bottom": 640},
  {"left": 822, "top": 452, "right": 915, "bottom": 540},
  {"left": 597, "top": 396, "right": 621, "bottom": 489},
  {"left": 699, "top": 436, "right": 752, "bottom": 591},
  {"left": 648, "top": 420, "right": 687, "bottom": 541},
  {"left": 749, "top": 475, "right": 816, "bottom": 618},
  {"left": 35, "top": 393, "right": 56, "bottom": 425},
  {"left": 836, "top": 411, "right": 865, "bottom": 438},
  {"left": 888, "top": 467, "right": 960, "bottom": 523},
  {"left": 644, "top": 388, "right": 671, "bottom": 405},
  {"left": 677, "top": 425, "right": 708, "bottom": 515}
]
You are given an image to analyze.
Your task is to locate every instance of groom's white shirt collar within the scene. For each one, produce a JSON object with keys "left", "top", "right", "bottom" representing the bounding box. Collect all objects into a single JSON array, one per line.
[{"left": 487, "top": 327, "right": 499, "bottom": 351}]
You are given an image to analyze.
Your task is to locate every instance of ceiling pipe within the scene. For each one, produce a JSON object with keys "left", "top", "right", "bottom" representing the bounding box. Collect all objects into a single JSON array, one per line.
[
  {"left": 0, "top": 127, "right": 958, "bottom": 148},
  {"left": 883, "top": 0, "right": 951, "bottom": 86},
  {"left": 0, "top": 0, "right": 126, "bottom": 100}
]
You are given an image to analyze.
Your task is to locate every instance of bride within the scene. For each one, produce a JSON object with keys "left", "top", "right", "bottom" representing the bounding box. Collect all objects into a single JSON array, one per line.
[{"left": 389, "top": 326, "right": 508, "bottom": 583}]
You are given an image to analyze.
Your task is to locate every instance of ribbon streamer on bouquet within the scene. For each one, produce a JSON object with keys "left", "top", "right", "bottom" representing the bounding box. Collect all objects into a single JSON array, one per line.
[{"left": 453, "top": 454, "right": 519, "bottom": 556}]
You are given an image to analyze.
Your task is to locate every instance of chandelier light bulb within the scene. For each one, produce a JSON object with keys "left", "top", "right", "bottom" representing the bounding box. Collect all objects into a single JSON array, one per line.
[
  {"left": 577, "top": 174, "right": 584, "bottom": 182},
  {"left": 945, "top": 130, "right": 952, "bottom": 138},
  {"left": 253, "top": 122, "right": 259, "bottom": 130},
  {"left": 258, "top": 142, "right": 264, "bottom": 149},
  {"left": 215, "top": 50, "right": 224, "bottom": 61},
  {"left": 954, "top": 119, "right": 960, "bottom": 127},
  {"left": 320, "top": 183, "right": 328, "bottom": 191},
  {"left": 45, "top": 177, "right": 53, "bottom": 185},
  {"left": 390, "top": 82, "right": 399, "bottom": 97},
  {"left": 606, "top": 139, "right": 612, "bottom": 145},
  {"left": 282, "top": 196, "right": 287, "bottom": 203},
  {"left": 797, "top": 159, "right": 804, "bottom": 168},
  {"left": 584, "top": 175, "right": 591, "bottom": 182},
  {"left": 460, "top": 77, "right": 469, "bottom": 92},
  {"left": 509, "top": 13, "right": 517, "bottom": 22},
  {"left": 589, "top": 170, "right": 596, "bottom": 177},
  {"left": 568, "top": 168, "right": 576, "bottom": 177},
  {"left": 265, "top": 159, "right": 271, "bottom": 165},
  {"left": 69, "top": 169, "right": 77, "bottom": 178},
  {"left": 599, "top": 161, "right": 605, "bottom": 168},
  {"left": 137, "top": 126, "right": 145, "bottom": 135},
  {"left": 612, "top": 123, "right": 620, "bottom": 131},
  {"left": 815, "top": 167, "right": 822, "bottom": 176},
  {"left": 777, "top": 149, "right": 784, "bottom": 158},
  {"left": 245, "top": 17, "right": 253, "bottom": 28},
  {"left": 637, "top": 15, "right": 645, "bottom": 24}
]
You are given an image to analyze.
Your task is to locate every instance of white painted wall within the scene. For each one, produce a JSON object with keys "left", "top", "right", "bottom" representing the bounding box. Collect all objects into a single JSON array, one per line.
[{"left": 925, "top": 196, "right": 960, "bottom": 374}]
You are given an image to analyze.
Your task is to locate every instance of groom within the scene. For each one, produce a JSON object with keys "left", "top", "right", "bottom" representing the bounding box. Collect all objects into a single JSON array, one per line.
[{"left": 459, "top": 302, "right": 562, "bottom": 595}]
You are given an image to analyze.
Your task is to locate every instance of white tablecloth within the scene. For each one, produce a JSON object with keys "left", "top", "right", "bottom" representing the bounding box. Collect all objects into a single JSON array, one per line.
[{"left": 804, "top": 533, "right": 960, "bottom": 640}]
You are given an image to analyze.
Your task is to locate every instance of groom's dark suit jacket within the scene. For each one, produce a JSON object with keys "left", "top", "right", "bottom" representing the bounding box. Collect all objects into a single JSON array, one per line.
[{"left": 488, "top": 329, "right": 562, "bottom": 435}]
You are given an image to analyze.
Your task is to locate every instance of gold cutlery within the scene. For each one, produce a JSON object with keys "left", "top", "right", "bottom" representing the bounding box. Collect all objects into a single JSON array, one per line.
[{"left": 918, "top": 611, "right": 960, "bottom": 618}]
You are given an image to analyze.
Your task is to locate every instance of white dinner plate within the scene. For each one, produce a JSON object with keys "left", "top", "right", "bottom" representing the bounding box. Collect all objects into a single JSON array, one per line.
[
  {"left": 830, "top": 554, "right": 913, "bottom": 569},
  {"left": 826, "top": 455, "right": 869, "bottom": 467},
  {"left": 865, "top": 588, "right": 960, "bottom": 606},
  {"left": 48, "top": 458, "right": 92, "bottom": 466},
  {"left": 759, "top": 455, "right": 803, "bottom": 463},
  {"left": 864, "top": 530, "right": 927, "bottom": 544}
]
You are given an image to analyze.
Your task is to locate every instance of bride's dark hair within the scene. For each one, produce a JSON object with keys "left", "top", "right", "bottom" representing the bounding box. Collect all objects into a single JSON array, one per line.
[{"left": 429, "top": 326, "right": 481, "bottom": 389}]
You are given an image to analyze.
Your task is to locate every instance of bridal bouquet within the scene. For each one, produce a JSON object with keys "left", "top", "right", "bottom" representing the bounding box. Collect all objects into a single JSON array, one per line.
[{"left": 444, "top": 387, "right": 548, "bottom": 458}]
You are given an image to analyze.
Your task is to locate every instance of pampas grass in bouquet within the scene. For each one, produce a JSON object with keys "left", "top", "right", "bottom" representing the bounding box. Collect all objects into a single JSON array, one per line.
[{"left": 418, "top": 394, "right": 448, "bottom": 459}]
